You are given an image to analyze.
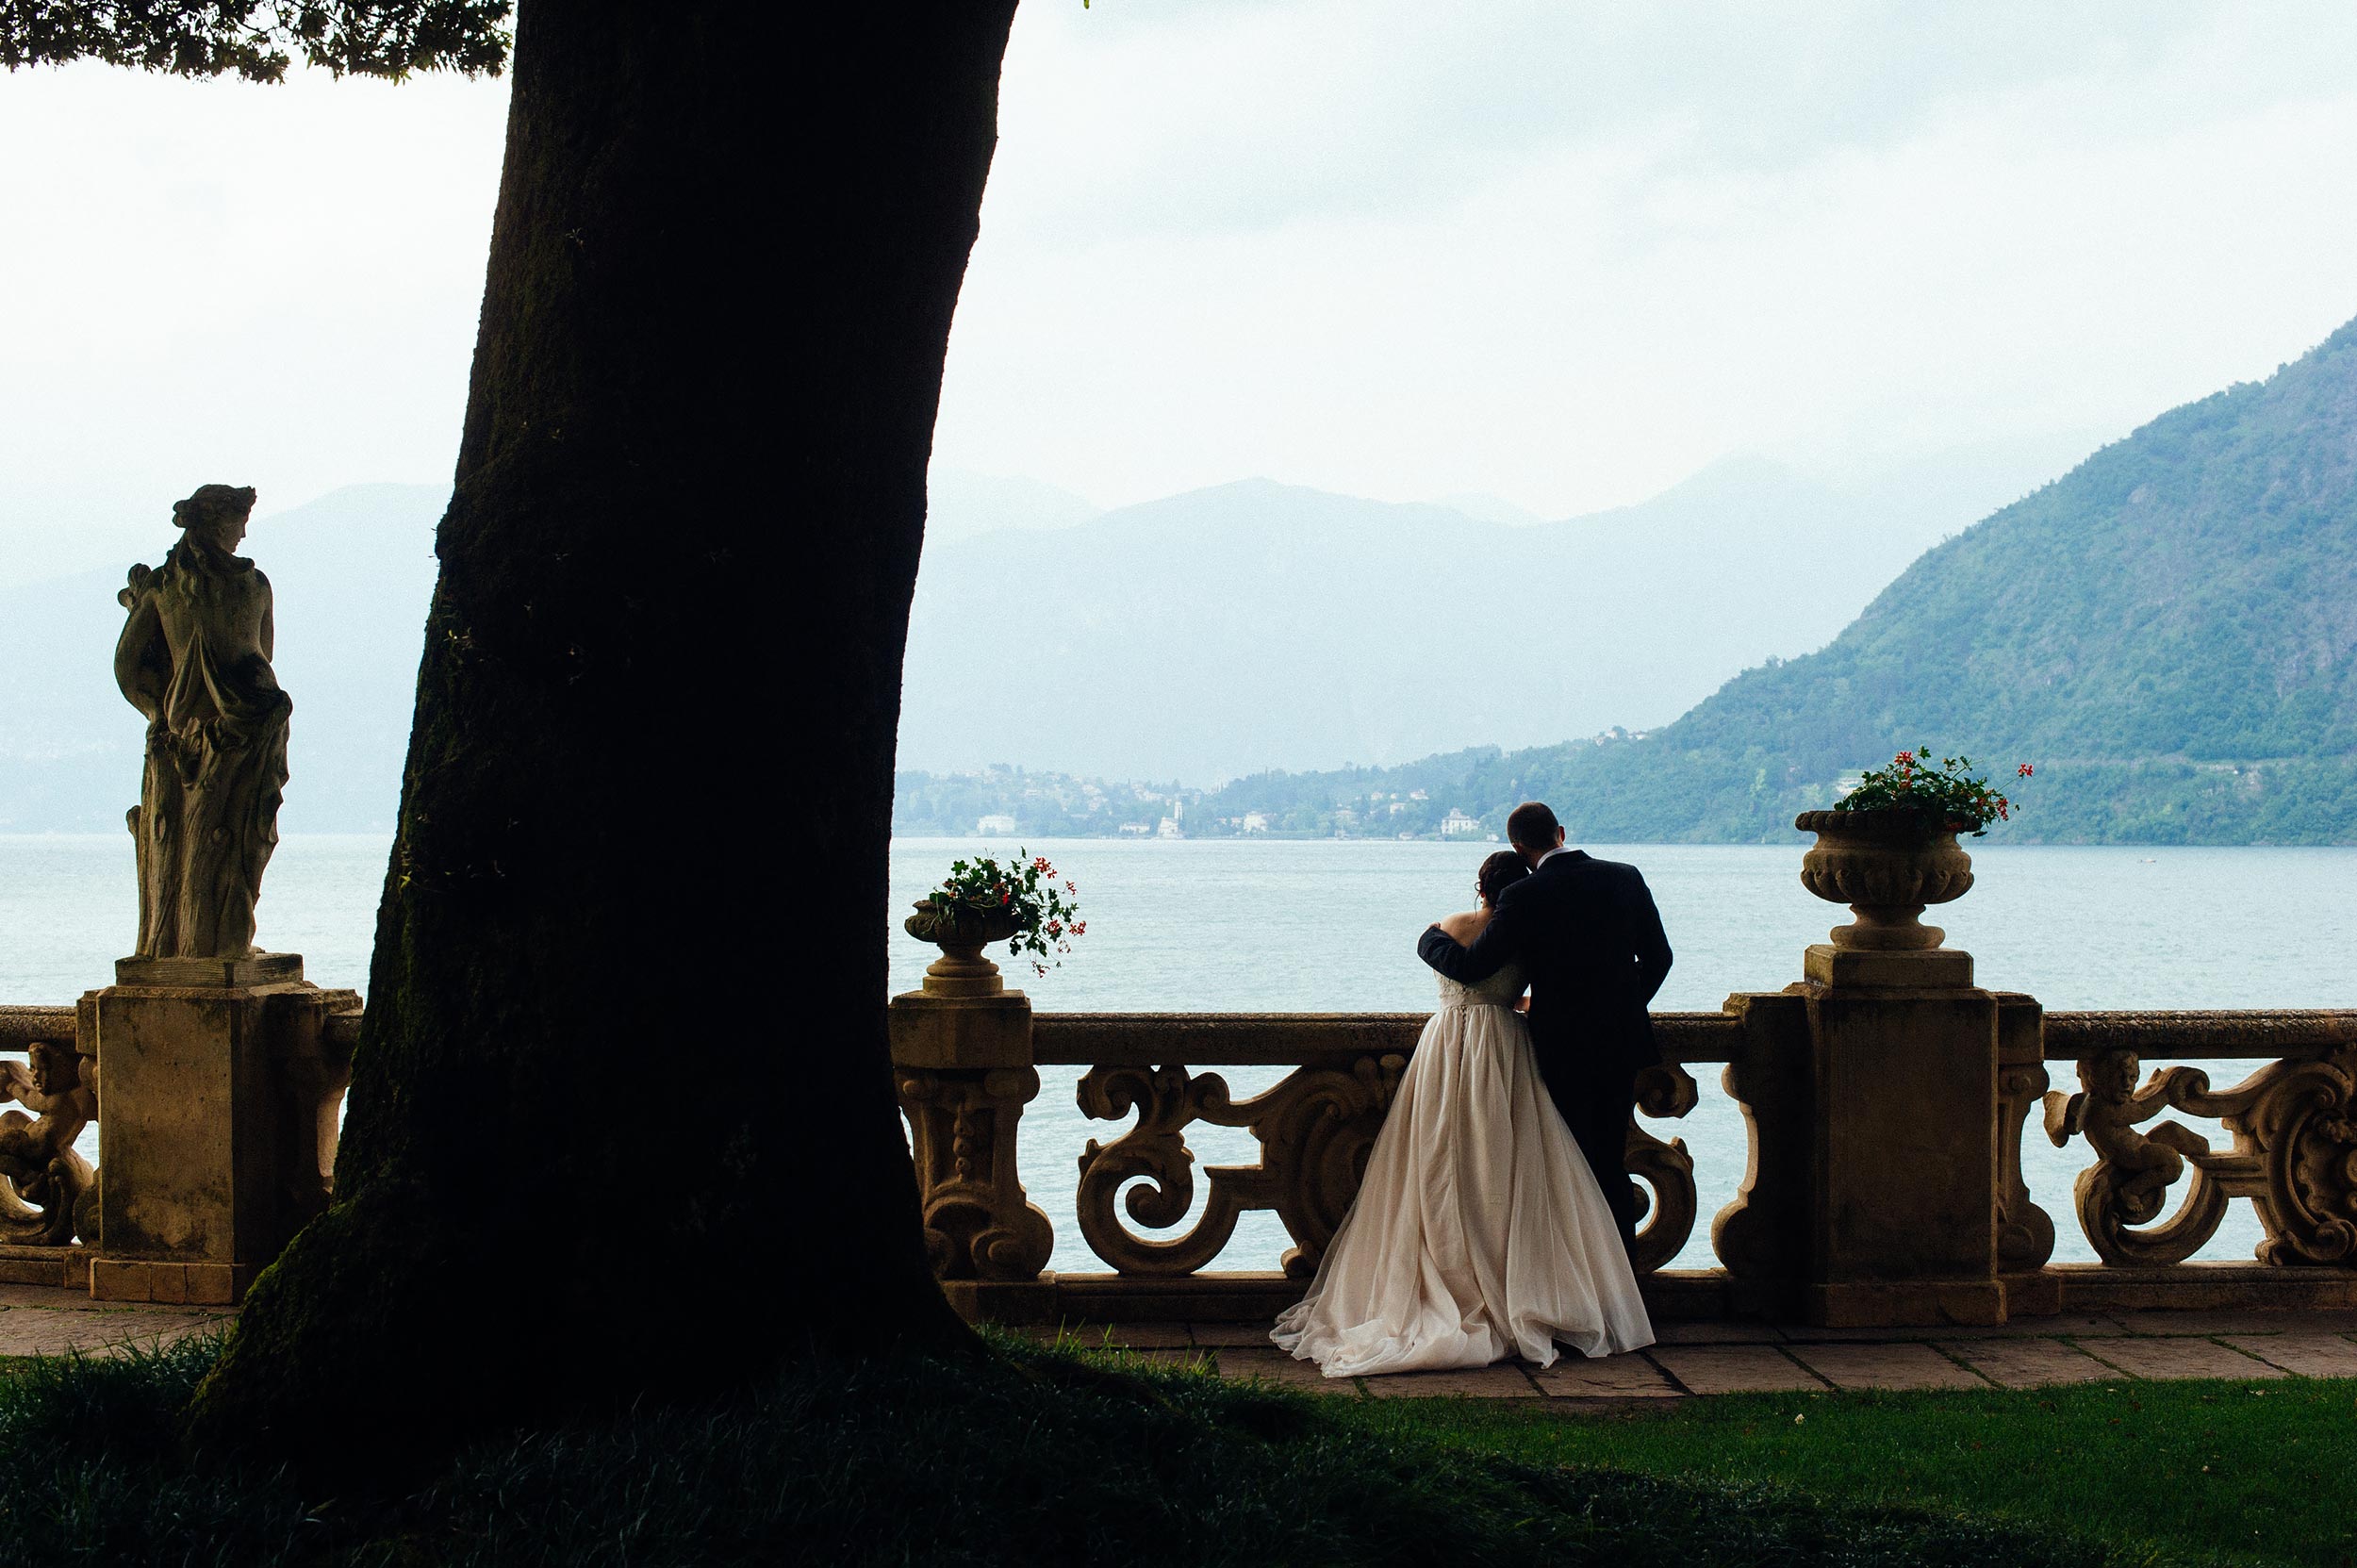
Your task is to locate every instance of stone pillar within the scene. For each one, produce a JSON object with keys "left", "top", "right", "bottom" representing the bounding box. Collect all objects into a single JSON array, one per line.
[
  {"left": 85, "top": 953, "right": 355, "bottom": 1306},
  {"left": 1800, "top": 942, "right": 2003, "bottom": 1326},
  {"left": 889, "top": 949, "right": 1055, "bottom": 1325}
]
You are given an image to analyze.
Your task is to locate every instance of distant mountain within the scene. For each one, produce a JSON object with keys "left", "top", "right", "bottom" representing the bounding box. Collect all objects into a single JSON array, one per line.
[
  {"left": 1190, "top": 319, "right": 2357, "bottom": 845},
  {"left": 923, "top": 468, "right": 1100, "bottom": 546},
  {"left": 898, "top": 448, "right": 2080, "bottom": 784},
  {"left": 0, "top": 484, "right": 442, "bottom": 833},
  {"left": 1434, "top": 492, "right": 1545, "bottom": 526}
]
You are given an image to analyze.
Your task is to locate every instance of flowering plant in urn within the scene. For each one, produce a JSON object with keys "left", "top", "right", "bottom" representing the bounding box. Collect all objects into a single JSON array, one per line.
[
  {"left": 1797, "top": 748, "right": 2034, "bottom": 951},
  {"left": 1830, "top": 747, "right": 2031, "bottom": 836},
  {"left": 906, "top": 852, "right": 1086, "bottom": 992}
]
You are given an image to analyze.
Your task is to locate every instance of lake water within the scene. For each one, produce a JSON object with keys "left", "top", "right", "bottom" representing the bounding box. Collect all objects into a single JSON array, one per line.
[{"left": 8, "top": 834, "right": 2354, "bottom": 1273}]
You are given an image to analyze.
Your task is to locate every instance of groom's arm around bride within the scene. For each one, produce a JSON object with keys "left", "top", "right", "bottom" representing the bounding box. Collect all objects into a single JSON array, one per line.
[{"left": 1417, "top": 801, "right": 1673, "bottom": 1251}]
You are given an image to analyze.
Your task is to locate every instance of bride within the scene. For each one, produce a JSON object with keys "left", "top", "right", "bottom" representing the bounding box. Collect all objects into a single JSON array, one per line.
[{"left": 1271, "top": 850, "right": 1654, "bottom": 1377}]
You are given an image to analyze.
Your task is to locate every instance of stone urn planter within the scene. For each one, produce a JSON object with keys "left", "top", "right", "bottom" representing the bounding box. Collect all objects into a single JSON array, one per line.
[
  {"left": 904, "top": 898, "right": 1025, "bottom": 997},
  {"left": 1794, "top": 809, "right": 1974, "bottom": 950}
]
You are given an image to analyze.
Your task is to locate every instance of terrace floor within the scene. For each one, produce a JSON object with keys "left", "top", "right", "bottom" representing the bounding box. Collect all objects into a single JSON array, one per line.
[
  {"left": 6, "top": 1286, "right": 2353, "bottom": 1397},
  {"left": 0, "top": 1283, "right": 229, "bottom": 1361},
  {"left": 1024, "top": 1310, "right": 2357, "bottom": 1398}
]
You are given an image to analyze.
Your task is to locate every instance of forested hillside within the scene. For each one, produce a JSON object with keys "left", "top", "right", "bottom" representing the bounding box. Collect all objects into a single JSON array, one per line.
[
  {"left": 1639, "top": 315, "right": 2355, "bottom": 840},
  {"left": 1159, "top": 321, "right": 2357, "bottom": 845}
]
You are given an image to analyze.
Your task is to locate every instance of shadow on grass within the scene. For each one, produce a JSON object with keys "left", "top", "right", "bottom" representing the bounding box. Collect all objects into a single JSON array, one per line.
[
  {"left": 1376, "top": 1377, "right": 2349, "bottom": 1568},
  {"left": 0, "top": 1329, "right": 2151, "bottom": 1567}
]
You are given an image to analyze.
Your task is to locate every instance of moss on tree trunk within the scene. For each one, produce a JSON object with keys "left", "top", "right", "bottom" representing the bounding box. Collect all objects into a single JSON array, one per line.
[{"left": 190, "top": 0, "right": 1019, "bottom": 1469}]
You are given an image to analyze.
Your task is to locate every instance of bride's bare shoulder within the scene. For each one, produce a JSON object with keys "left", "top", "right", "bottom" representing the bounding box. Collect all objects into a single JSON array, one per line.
[{"left": 1435, "top": 910, "right": 1489, "bottom": 943}]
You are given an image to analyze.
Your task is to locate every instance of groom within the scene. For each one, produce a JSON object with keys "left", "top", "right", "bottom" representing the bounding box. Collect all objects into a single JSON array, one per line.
[{"left": 1418, "top": 801, "right": 1673, "bottom": 1252}]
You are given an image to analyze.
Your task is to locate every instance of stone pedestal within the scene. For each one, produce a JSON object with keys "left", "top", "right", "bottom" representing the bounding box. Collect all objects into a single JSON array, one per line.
[
  {"left": 890, "top": 961, "right": 1056, "bottom": 1324},
  {"left": 83, "top": 955, "right": 356, "bottom": 1306},
  {"left": 1805, "top": 944, "right": 1971, "bottom": 990},
  {"left": 1801, "top": 943, "right": 2003, "bottom": 1326}
]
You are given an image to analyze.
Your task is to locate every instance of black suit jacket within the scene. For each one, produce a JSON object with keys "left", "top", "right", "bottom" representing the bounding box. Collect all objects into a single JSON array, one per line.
[{"left": 1418, "top": 850, "right": 1673, "bottom": 1085}]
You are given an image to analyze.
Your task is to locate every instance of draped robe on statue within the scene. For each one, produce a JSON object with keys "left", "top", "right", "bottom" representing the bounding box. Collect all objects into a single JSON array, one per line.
[{"left": 113, "top": 533, "right": 291, "bottom": 960}]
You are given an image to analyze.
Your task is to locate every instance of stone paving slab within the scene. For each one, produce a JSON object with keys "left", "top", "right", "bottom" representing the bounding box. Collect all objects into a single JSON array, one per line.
[
  {"left": 1787, "top": 1342, "right": 1988, "bottom": 1391},
  {"left": 1651, "top": 1345, "right": 1823, "bottom": 1395},
  {"left": 1528, "top": 1353, "right": 1681, "bottom": 1399},
  {"left": 0, "top": 1284, "right": 137, "bottom": 1313},
  {"left": 1779, "top": 1316, "right": 2130, "bottom": 1342},
  {"left": 2109, "top": 1310, "right": 2357, "bottom": 1338},
  {"left": 2222, "top": 1333, "right": 2357, "bottom": 1378},
  {"left": 0, "top": 1303, "right": 228, "bottom": 1360},
  {"left": 1937, "top": 1338, "right": 2116, "bottom": 1388},
  {"left": 2080, "top": 1337, "right": 2284, "bottom": 1381},
  {"left": 1213, "top": 1346, "right": 1358, "bottom": 1394},
  {"left": 1187, "top": 1323, "right": 1279, "bottom": 1348},
  {"left": 1361, "top": 1365, "right": 1541, "bottom": 1399},
  {"left": 1653, "top": 1320, "right": 1785, "bottom": 1345}
]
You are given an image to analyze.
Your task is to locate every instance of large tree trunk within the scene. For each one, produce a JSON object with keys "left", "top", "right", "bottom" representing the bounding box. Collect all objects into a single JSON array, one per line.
[{"left": 191, "top": 0, "right": 1018, "bottom": 1466}]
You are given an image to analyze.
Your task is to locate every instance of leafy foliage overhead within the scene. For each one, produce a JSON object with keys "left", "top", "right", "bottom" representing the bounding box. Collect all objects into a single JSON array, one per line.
[{"left": 0, "top": 0, "right": 509, "bottom": 81}]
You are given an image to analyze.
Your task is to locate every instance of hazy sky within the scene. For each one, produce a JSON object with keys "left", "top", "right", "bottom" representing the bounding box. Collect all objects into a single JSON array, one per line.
[{"left": 7, "top": 1, "right": 2357, "bottom": 585}]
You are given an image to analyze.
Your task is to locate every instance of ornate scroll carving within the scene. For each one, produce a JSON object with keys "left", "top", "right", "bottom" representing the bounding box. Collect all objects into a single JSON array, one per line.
[
  {"left": 2047, "top": 1044, "right": 2357, "bottom": 1266},
  {"left": 2240, "top": 1059, "right": 2357, "bottom": 1264},
  {"left": 1626, "top": 1061, "right": 1699, "bottom": 1275},
  {"left": 0, "top": 1041, "right": 96, "bottom": 1246},
  {"left": 898, "top": 1065, "right": 1053, "bottom": 1281},
  {"left": 1074, "top": 1054, "right": 1405, "bottom": 1279}
]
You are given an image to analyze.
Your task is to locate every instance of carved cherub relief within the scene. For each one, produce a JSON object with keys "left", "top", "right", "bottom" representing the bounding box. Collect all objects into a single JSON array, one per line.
[{"left": 0, "top": 1042, "right": 97, "bottom": 1246}]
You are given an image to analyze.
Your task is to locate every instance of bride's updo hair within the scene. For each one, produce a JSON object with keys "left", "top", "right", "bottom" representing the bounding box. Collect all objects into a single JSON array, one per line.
[{"left": 1477, "top": 850, "right": 1529, "bottom": 907}]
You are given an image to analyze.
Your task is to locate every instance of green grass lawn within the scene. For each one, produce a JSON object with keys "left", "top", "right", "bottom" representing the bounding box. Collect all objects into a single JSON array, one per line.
[
  {"left": 1347, "top": 1375, "right": 2354, "bottom": 1568},
  {"left": 0, "top": 1329, "right": 2342, "bottom": 1566}
]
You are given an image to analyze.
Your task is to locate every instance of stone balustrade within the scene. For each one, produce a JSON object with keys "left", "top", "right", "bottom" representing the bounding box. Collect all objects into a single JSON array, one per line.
[
  {"left": 2036, "top": 1009, "right": 2357, "bottom": 1294},
  {"left": 6, "top": 984, "right": 2354, "bottom": 1323},
  {"left": 890, "top": 968, "right": 2357, "bottom": 1326},
  {"left": 1033, "top": 1013, "right": 1725, "bottom": 1296}
]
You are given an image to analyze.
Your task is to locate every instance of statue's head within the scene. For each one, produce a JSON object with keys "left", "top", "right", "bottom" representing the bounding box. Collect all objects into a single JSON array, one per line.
[
  {"left": 173, "top": 484, "right": 258, "bottom": 551},
  {"left": 25, "top": 1041, "right": 75, "bottom": 1095}
]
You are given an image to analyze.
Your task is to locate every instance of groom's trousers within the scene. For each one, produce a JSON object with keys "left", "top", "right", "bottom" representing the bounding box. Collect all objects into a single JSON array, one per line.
[{"left": 1550, "top": 1072, "right": 1643, "bottom": 1257}]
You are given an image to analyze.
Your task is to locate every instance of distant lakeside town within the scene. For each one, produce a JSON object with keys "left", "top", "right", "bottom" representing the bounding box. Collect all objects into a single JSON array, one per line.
[
  {"left": 891, "top": 751, "right": 1686, "bottom": 843},
  {"left": 896, "top": 765, "right": 1498, "bottom": 842}
]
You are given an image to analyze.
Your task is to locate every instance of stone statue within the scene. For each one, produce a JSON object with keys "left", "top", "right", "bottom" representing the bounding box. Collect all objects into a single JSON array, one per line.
[
  {"left": 0, "top": 1042, "right": 97, "bottom": 1246},
  {"left": 114, "top": 485, "right": 291, "bottom": 960}
]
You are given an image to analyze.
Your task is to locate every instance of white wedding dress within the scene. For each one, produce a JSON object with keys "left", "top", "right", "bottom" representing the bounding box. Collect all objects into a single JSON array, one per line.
[{"left": 1270, "top": 964, "right": 1655, "bottom": 1376}]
